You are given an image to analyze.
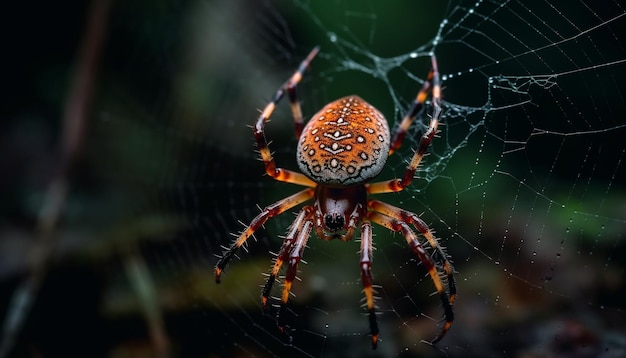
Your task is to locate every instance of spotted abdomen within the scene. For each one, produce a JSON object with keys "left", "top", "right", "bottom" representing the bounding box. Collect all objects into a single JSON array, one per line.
[{"left": 297, "top": 95, "right": 390, "bottom": 185}]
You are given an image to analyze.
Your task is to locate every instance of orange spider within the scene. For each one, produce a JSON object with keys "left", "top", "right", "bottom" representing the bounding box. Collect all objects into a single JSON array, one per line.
[{"left": 215, "top": 47, "right": 455, "bottom": 349}]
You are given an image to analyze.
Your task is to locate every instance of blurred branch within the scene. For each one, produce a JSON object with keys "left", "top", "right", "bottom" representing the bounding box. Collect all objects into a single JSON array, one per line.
[
  {"left": 124, "top": 252, "right": 170, "bottom": 358},
  {"left": 0, "top": 0, "right": 112, "bottom": 356}
]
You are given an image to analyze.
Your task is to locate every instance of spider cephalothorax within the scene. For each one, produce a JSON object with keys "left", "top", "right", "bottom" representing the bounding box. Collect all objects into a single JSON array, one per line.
[
  {"left": 314, "top": 185, "right": 366, "bottom": 240},
  {"left": 215, "top": 47, "right": 456, "bottom": 349}
]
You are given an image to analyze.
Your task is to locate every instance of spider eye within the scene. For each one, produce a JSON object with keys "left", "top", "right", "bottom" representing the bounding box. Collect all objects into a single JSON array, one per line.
[{"left": 324, "top": 213, "right": 344, "bottom": 232}]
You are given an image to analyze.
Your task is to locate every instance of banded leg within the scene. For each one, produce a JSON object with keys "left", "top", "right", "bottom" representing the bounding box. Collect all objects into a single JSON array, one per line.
[
  {"left": 288, "top": 47, "right": 320, "bottom": 138},
  {"left": 368, "top": 211, "right": 453, "bottom": 344},
  {"left": 367, "top": 55, "right": 442, "bottom": 194},
  {"left": 261, "top": 207, "right": 312, "bottom": 309},
  {"left": 277, "top": 217, "right": 313, "bottom": 332},
  {"left": 215, "top": 188, "right": 314, "bottom": 283},
  {"left": 254, "top": 47, "right": 320, "bottom": 187},
  {"left": 359, "top": 220, "right": 379, "bottom": 349},
  {"left": 368, "top": 199, "right": 456, "bottom": 305},
  {"left": 389, "top": 68, "right": 433, "bottom": 155}
]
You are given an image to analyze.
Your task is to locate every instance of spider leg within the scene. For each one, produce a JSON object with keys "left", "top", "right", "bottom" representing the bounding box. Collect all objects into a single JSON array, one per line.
[
  {"left": 215, "top": 188, "right": 314, "bottom": 283},
  {"left": 389, "top": 68, "right": 433, "bottom": 156},
  {"left": 288, "top": 47, "right": 320, "bottom": 138},
  {"left": 261, "top": 207, "right": 312, "bottom": 309},
  {"left": 368, "top": 199, "right": 456, "bottom": 305},
  {"left": 367, "top": 55, "right": 441, "bottom": 194},
  {"left": 254, "top": 47, "right": 320, "bottom": 187},
  {"left": 368, "top": 210, "right": 454, "bottom": 344},
  {"left": 277, "top": 216, "right": 314, "bottom": 332},
  {"left": 359, "top": 220, "right": 379, "bottom": 349}
]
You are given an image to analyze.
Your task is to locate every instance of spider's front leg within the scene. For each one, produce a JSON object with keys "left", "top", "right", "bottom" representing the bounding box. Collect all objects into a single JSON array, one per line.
[
  {"left": 368, "top": 211, "right": 454, "bottom": 344},
  {"left": 368, "top": 199, "right": 456, "bottom": 305},
  {"left": 214, "top": 188, "right": 314, "bottom": 282},
  {"left": 276, "top": 213, "right": 314, "bottom": 332},
  {"left": 359, "top": 220, "right": 379, "bottom": 349},
  {"left": 261, "top": 207, "right": 311, "bottom": 309}
]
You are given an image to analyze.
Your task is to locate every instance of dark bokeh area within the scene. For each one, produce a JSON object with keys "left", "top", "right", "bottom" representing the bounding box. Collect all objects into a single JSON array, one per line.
[{"left": 1, "top": 0, "right": 625, "bottom": 357}]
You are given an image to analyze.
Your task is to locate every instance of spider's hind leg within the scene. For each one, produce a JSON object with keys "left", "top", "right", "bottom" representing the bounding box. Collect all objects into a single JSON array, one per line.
[
  {"left": 367, "top": 55, "right": 442, "bottom": 194},
  {"left": 253, "top": 47, "right": 320, "bottom": 187}
]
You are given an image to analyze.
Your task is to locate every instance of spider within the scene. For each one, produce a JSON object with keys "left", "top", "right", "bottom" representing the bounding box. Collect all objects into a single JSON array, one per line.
[{"left": 215, "top": 47, "right": 455, "bottom": 349}]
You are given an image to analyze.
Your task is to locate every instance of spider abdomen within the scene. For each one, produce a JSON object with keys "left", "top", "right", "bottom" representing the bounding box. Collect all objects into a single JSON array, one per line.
[{"left": 297, "top": 95, "right": 390, "bottom": 185}]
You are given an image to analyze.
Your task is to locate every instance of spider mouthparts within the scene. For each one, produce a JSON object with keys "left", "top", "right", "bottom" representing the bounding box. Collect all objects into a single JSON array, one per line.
[
  {"left": 215, "top": 268, "right": 223, "bottom": 283},
  {"left": 324, "top": 213, "right": 345, "bottom": 232}
]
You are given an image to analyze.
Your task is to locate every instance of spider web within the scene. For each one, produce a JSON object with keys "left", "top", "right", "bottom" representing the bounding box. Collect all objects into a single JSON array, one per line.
[{"left": 4, "top": 0, "right": 625, "bottom": 357}]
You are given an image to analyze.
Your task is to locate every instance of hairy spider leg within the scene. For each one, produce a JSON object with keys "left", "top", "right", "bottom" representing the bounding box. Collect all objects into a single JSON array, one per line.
[
  {"left": 389, "top": 68, "right": 433, "bottom": 156},
  {"left": 368, "top": 211, "right": 454, "bottom": 344},
  {"left": 254, "top": 47, "right": 320, "bottom": 187},
  {"left": 367, "top": 55, "right": 441, "bottom": 194},
  {"left": 288, "top": 46, "right": 320, "bottom": 138},
  {"left": 277, "top": 216, "right": 313, "bottom": 332},
  {"left": 367, "top": 200, "right": 456, "bottom": 304},
  {"left": 261, "top": 207, "right": 311, "bottom": 309},
  {"left": 215, "top": 188, "right": 315, "bottom": 283},
  {"left": 359, "top": 220, "right": 379, "bottom": 349}
]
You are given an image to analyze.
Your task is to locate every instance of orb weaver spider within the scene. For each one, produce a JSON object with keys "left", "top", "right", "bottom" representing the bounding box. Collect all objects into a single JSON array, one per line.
[{"left": 215, "top": 47, "right": 455, "bottom": 349}]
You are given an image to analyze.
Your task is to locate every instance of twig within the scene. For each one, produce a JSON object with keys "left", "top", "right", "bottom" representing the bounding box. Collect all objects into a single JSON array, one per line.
[{"left": 0, "top": 0, "right": 111, "bottom": 356}]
